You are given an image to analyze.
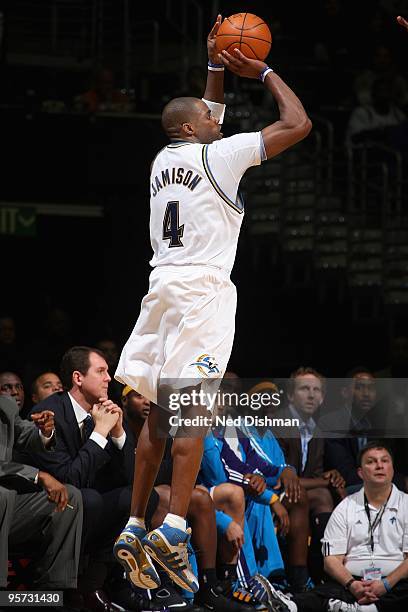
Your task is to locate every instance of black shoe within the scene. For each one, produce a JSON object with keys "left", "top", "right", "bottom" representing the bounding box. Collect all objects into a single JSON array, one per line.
[
  {"left": 215, "top": 579, "right": 269, "bottom": 610},
  {"left": 196, "top": 583, "right": 265, "bottom": 612},
  {"left": 141, "top": 585, "right": 194, "bottom": 612}
]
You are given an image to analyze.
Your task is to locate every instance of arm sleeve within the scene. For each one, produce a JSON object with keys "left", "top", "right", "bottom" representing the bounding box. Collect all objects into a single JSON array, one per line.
[
  {"left": 321, "top": 500, "right": 348, "bottom": 556},
  {"left": 202, "top": 98, "right": 226, "bottom": 125}
]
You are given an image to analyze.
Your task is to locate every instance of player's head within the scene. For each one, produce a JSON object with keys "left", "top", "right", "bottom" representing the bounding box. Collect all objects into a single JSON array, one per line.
[
  {"left": 342, "top": 366, "right": 377, "bottom": 414},
  {"left": 32, "top": 371, "right": 63, "bottom": 404},
  {"left": 161, "top": 97, "right": 222, "bottom": 144},
  {"left": 0, "top": 371, "right": 25, "bottom": 411},
  {"left": 121, "top": 385, "right": 150, "bottom": 422}
]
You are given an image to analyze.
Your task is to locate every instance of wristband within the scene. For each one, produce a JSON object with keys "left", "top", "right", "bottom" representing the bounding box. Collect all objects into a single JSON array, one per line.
[
  {"left": 382, "top": 578, "right": 392, "bottom": 592},
  {"left": 208, "top": 61, "right": 224, "bottom": 72},
  {"left": 259, "top": 66, "right": 274, "bottom": 82},
  {"left": 344, "top": 578, "right": 356, "bottom": 591}
]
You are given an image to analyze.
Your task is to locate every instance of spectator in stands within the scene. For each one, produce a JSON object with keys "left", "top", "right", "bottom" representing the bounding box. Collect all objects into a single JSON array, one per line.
[
  {"left": 321, "top": 367, "right": 408, "bottom": 493},
  {"left": 265, "top": 441, "right": 408, "bottom": 612},
  {"left": 0, "top": 395, "right": 82, "bottom": 592},
  {"left": 19, "top": 346, "right": 137, "bottom": 612},
  {"left": 0, "top": 370, "right": 25, "bottom": 413},
  {"left": 31, "top": 371, "right": 63, "bottom": 404},
  {"left": 75, "top": 66, "right": 132, "bottom": 113},
  {"left": 345, "top": 77, "right": 406, "bottom": 146},
  {"left": 273, "top": 367, "right": 346, "bottom": 582}
]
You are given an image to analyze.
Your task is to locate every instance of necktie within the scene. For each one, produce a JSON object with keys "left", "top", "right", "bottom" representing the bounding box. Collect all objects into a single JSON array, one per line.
[{"left": 82, "top": 414, "right": 94, "bottom": 442}]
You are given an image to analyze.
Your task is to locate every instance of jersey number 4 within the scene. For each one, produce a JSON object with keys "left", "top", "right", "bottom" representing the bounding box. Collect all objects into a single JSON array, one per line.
[{"left": 162, "top": 201, "right": 184, "bottom": 248}]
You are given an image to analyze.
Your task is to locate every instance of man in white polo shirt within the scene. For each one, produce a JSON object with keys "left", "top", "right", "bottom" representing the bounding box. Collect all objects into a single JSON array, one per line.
[{"left": 264, "top": 441, "right": 408, "bottom": 612}]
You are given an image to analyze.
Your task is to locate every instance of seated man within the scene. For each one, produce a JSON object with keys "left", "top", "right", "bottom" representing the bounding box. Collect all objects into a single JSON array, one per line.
[
  {"left": 0, "top": 395, "right": 82, "bottom": 591},
  {"left": 18, "top": 346, "right": 136, "bottom": 611},
  {"left": 273, "top": 367, "right": 346, "bottom": 581},
  {"left": 265, "top": 441, "right": 408, "bottom": 612}
]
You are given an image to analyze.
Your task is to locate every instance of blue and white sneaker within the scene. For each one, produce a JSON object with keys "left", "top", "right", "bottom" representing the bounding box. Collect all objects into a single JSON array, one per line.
[
  {"left": 142, "top": 524, "right": 199, "bottom": 593},
  {"left": 113, "top": 525, "right": 161, "bottom": 589},
  {"left": 247, "top": 575, "right": 297, "bottom": 612}
]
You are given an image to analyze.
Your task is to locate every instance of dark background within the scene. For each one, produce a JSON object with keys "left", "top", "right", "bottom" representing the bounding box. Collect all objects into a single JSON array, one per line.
[{"left": 1, "top": 0, "right": 408, "bottom": 380}]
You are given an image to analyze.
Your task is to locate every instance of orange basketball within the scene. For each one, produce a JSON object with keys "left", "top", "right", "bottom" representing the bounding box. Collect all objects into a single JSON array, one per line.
[{"left": 215, "top": 13, "right": 272, "bottom": 61}]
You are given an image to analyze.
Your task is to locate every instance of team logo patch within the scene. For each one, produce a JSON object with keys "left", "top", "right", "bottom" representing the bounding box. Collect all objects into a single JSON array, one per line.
[{"left": 190, "top": 354, "right": 220, "bottom": 377}]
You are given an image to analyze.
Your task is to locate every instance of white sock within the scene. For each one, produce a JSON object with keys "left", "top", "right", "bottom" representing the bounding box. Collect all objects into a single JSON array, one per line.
[
  {"left": 360, "top": 605, "right": 378, "bottom": 612},
  {"left": 127, "top": 516, "right": 146, "bottom": 530},
  {"left": 163, "top": 512, "right": 187, "bottom": 531}
]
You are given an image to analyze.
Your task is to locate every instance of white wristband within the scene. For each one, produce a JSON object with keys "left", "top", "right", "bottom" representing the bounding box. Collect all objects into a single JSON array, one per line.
[
  {"left": 208, "top": 65, "right": 224, "bottom": 72},
  {"left": 260, "top": 67, "right": 274, "bottom": 82}
]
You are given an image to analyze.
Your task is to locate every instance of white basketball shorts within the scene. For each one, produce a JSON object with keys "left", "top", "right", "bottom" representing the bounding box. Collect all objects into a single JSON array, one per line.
[{"left": 115, "top": 265, "right": 237, "bottom": 405}]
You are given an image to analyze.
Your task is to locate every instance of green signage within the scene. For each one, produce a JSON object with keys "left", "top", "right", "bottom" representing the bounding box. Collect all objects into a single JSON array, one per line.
[{"left": 0, "top": 207, "right": 37, "bottom": 237}]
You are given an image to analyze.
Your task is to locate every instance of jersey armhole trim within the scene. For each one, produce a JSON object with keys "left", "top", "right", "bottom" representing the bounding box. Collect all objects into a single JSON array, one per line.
[{"left": 202, "top": 145, "right": 244, "bottom": 214}]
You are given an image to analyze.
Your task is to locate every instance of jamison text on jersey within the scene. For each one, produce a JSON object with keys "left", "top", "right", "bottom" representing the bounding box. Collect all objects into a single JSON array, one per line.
[{"left": 151, "top": 167, "right": 203, "bottom": 197}]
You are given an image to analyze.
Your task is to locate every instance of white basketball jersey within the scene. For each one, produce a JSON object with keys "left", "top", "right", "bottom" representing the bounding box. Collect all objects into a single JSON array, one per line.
[{"left": 149, "top": 132, "right": 264, "bottom": 273}]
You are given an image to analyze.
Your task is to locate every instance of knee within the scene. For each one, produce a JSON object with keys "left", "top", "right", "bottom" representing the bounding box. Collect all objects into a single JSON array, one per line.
[
  {"left": 81, "top": 488, "right": 104, "bottom": 519},
  {"left": 189, "top": 486, "right": 214, "bottom": 515},
  {"left": 310, "top": 487, "right": 333, "bottom": 512},
  {"left": 219, "top": 483, "right": 245, "bottom": 511}
]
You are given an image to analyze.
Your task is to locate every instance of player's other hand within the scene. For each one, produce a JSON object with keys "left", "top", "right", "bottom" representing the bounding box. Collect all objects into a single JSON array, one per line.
[
  {"left": 244, "top": 473, "right": 266, "bottom": 495},
  {"left": 208, "top": 14, "right": 222, "bottom": 64},
  {"left": 220, "top": 48, "right": 267, "bottom": 79},
  {"left": 225, "top": 520, "right": 245, "bottom": 551},
  {"left": 31, "top": 410, "right": 55, "bottom": 437},
  {"left": 397, "top": 15, "right": 408, "bottom": 31}
]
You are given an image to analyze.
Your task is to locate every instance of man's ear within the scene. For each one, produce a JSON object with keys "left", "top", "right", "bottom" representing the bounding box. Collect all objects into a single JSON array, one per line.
[
  {"left": 182, "top": 121, "right": 194, "bottom": 136},
  {"left": 357, "top": 466, "right": 363, "bottom": 481}
]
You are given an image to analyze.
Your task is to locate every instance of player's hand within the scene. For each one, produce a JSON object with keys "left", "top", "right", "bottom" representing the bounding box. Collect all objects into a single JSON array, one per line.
[
  {"left": 220, "top": 48, "right": 267, "bottom": 79},
  {"left": 271, "top": 500, "right": 290, "bottom": 536},
  {"left": 38, "top": 471, "right": 68, "bottom": 512},
  {"left": 208, "top": 14, "right": 222, "bottom": 64},
  {"left": 322, "top": 469, "right": 346, "bottom": 489},
  {"left": 280, "top": 467, "right": 301, "bottom": 503},
  {"left": 244, "top": 473, "right": 266, "bottom": 495},
  {"left": 225, "top": 520, "right": 245, "bottom": 551},
  {"left": 397, "top": 15, "right": 408, "bottom": 31},
  {"left": 31, "top": 410, "right": 55, "bottom": 437}
]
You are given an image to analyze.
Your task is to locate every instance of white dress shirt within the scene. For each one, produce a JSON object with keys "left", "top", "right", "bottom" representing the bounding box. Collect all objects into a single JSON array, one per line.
[{"left": 68, "top": 392, "right": 126, "bottom": 450}]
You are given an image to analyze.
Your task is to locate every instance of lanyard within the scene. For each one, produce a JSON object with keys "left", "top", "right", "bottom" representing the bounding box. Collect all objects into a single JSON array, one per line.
[{"left": 364, "top": 488, "right": 392, "bottom": 554}]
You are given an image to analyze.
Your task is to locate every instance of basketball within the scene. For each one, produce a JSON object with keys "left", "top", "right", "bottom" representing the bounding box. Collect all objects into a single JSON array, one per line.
[{"left": 215, "top": 13, "right": 272, "bottom": 61}]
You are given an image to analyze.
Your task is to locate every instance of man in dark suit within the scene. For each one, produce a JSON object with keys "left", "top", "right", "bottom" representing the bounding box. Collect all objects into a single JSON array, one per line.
[
  {"left": 0, "top": 395, "right": 82, "bottom": 590},
  {"left": 19, "top": 346, "right": 136, "bottom": 612},
  {"left": 274, "top": 367, "right": 346, "bottom": 581}
]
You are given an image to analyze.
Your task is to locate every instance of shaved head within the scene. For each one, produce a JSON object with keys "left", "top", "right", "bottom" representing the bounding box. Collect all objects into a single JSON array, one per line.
[{"left": 161, "top": 97, "right": 201, "bottom": 138}]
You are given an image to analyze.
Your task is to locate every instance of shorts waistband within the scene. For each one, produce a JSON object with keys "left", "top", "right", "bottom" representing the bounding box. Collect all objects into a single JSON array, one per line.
[{"left": 152, "top": 264, "right": 231, "bottom": 279}]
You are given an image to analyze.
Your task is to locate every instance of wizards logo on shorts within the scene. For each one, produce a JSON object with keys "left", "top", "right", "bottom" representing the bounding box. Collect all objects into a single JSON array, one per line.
[{"left": 190, "top": 354, "right": 220, "bottom": 377}]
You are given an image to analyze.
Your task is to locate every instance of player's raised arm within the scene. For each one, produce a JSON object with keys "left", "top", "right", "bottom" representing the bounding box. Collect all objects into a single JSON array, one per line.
[
  {"left": 203, "top": 14, "right": 224, "bottom": 104},
  {"left": 397, "top": 15, "right": 408, "bottom": 31},
  {"left": 220, "top": 49, "right": 312, "bottom": 159}
]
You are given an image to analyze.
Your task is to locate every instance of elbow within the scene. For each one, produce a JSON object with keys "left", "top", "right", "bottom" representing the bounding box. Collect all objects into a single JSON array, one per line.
[{"left": 303, "top": 116, "right": 313, "bottom": 136}]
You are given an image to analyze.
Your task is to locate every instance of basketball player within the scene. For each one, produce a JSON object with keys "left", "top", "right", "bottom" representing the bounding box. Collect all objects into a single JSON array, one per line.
[{"left": 113, "top": 15, "right": 312, "bottom": 594}]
